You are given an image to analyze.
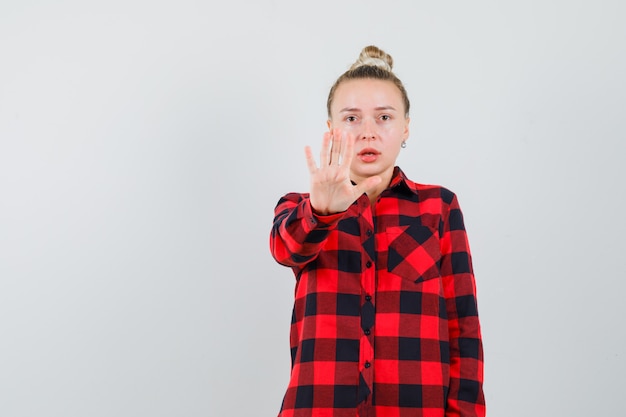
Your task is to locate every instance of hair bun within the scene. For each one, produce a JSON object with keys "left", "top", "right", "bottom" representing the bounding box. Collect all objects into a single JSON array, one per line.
[{"left": 350, "top": 45, "right": 393, "bottom": 71}]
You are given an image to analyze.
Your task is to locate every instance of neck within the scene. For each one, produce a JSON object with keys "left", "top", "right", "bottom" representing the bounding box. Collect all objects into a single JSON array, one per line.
[{"left": 354, "top": 167, "right": 395, "bottom": 206}]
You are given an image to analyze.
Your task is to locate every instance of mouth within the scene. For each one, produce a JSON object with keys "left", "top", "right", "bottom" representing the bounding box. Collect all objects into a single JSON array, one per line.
[
  {"left": 357, "top": 148, "right": 380, "bottom": 163},
  {"left": 358, "top": 148, "right": 380, "bottom": 156}
]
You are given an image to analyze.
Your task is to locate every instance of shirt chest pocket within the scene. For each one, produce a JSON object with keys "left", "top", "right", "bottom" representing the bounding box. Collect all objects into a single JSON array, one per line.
[{"left": 386, "top": 225, "right": 442, "bottom": 284}]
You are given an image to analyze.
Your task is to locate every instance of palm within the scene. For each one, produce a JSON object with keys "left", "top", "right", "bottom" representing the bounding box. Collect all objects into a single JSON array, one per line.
[{"left": 305, "top": 129, "right": 381, "bottom": 215}]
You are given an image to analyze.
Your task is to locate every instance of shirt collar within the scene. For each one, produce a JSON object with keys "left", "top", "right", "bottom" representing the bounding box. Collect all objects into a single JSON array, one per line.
[
  {"left": 389, "top": 166, "right": 419, "bottom": 196},
  {"left": 351, "top": 167, "right": 418, "bottom": 196}
]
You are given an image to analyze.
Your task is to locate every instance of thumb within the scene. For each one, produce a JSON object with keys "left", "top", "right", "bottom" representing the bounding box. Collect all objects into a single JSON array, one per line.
[{"left": 355, "top": 175, "right": 383, "bottom": 196}]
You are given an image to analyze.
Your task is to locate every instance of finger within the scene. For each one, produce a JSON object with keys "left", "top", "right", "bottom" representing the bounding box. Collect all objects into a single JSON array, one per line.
[
  {"left": 330, "top": 128, "right": 342, "bottom": 165},
  {"left": 304, "top": 146, "right": 318, "bottom": 174},
  {"left": 341, "top": 131, "right": 356, "bottom": 168},
  {"left": 319, "top": 131, "right": 331, "bottom": 167},
  {"left": 354, "top": 175, "right": 383, "bottom": 196}
]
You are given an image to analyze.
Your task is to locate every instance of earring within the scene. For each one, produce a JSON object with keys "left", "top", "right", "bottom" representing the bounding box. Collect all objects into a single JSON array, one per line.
[{"left": 401, "top": 141, "right": 407, "bottom": 148}]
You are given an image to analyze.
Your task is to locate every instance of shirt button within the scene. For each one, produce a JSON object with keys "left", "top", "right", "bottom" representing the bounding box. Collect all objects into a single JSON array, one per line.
[
  {"left": 366, "top": 261, "right": 372, "bottom": 268},
  {"left": 365, "top": 295, "right": 372, "bottom": 302},
  {"left": 364, "top": 329, "right": 371, "bottom": 335},
  {"left": 365, "top": 362, "right": 371, "bottom": 368},
  {"left": 366, "top": 229, "right": 372, "bottom": 236}
]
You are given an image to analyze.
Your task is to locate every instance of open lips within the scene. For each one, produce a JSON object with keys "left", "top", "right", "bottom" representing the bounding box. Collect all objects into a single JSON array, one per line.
[{"left": 358, "top": 147, "right": 380, "bottom": 163}]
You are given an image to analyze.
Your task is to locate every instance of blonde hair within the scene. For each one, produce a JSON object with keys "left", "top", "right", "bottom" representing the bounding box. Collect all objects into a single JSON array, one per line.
[{"left": 327, "top": 45, "right": 410, "bottom": 118}]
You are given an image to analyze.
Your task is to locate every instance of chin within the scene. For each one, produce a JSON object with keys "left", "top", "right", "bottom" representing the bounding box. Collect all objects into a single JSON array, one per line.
[{"left": 353, "top": 164, "right": 389, "bottom": 178}]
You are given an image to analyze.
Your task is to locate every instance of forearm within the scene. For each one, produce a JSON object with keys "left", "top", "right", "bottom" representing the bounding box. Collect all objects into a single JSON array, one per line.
[
  {"left": 270, "top": 193, "right": 345, "bottom": 267},
  {"left": 444, "top": 274, "right": 485, "bottom": 417}
]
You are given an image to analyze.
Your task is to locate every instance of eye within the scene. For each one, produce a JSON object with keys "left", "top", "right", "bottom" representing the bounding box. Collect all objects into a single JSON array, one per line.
[
  {"left": 380, "top": 114, "right": 391, "bottom": 121},
  {"left": 345, "top": 116, "right": 357, "bottom": 122}
]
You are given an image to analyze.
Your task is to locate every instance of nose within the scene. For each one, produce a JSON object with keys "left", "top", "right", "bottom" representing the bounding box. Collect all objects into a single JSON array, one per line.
[{"left": 361, "top": 118, "right": 376, "bottom": 140}]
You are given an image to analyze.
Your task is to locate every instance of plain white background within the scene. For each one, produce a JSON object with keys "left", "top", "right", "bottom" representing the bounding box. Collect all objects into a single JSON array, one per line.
[{"left": 1, "top": 1, "right": 624, "bottom": 416}]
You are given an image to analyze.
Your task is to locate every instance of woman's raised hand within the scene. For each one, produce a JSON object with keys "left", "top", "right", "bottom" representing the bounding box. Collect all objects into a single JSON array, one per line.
[{"left": 305, "top": 129, "right": 382, "bottom": 215}]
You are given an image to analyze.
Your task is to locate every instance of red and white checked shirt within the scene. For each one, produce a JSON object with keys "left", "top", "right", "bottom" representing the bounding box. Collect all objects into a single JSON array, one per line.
[{"left": 270, "top": 167, "right": 485, "bottom": 417}]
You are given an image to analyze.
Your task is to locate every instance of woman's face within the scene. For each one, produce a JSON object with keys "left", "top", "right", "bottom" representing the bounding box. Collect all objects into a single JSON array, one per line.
[{"left": 328, "top": 78, "right": 410, "bottom": 185}]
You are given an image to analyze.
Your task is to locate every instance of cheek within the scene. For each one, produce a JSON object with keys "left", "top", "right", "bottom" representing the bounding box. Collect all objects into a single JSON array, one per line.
[
  {"left": 341, "top": 124, "right": 359, "bottom": 138},
  {"left": 381, "top": 125, "right": 404, "bottom": 139}
]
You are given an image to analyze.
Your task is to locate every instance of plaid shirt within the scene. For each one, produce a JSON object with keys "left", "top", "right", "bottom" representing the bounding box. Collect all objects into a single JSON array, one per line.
[{"left": 270, "top": 167, "right": 485, "bottom": 417}]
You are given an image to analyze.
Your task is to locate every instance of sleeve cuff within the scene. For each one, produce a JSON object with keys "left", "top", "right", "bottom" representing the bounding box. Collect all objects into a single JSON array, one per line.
[{"left": 303, "top": 199, "right": 346, "bottom": 229}]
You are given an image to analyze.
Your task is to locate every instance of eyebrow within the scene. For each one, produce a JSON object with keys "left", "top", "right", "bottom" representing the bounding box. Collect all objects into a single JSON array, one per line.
[{"left": 339, "top": 106, "right": 398, "bottom": 113}]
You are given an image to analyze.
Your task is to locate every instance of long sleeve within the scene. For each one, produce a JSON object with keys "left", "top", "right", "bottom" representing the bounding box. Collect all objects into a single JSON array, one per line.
[
  {"left": 270, "top": 192, "right": 345, "bottom": 268},
  {"left": 439, "top": 192, "right": 485, "bottom": 417}
]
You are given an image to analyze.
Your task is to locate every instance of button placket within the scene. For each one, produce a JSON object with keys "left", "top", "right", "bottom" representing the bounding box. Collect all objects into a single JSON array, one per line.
[{"left": 357, "top": 196, "right": 376, "bottom": 399}]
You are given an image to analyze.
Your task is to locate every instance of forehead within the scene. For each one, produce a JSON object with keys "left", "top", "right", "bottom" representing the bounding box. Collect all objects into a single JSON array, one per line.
[{"left": 332, "top": 78, "right": 403, "bottom": 112}]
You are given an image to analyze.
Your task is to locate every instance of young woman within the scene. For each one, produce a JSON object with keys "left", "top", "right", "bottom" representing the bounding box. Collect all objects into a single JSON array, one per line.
[{"left": 270, "top": 46, "right": 485, "bottom": 417}]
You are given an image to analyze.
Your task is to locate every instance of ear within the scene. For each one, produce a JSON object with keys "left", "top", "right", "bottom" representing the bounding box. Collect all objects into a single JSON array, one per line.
[
  {"left": 402, "top": 116, "right": 410, "bottom": 141},
  {"left": 326, "top": 119, "right": 332, "bottom": 130}
]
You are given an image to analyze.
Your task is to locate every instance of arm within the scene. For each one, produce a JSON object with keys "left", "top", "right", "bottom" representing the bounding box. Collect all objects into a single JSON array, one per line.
[
  {"left": 270, "top": 128, "right": 381, "bottom": 268},
  {"left": 269, "top": 193, "right": 345, "bottom": 267},
  {"left": 440, "top": 192, "right": 486, "bottom": 417}
]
